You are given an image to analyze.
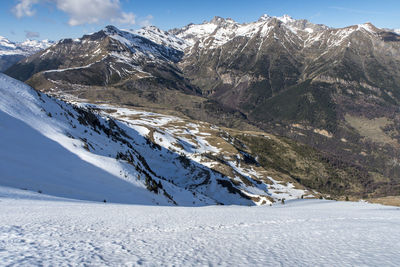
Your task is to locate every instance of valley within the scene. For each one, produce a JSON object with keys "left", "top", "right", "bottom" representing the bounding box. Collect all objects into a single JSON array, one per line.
[{"left": 3, "top": 14, "right": 400, "bottom": 202}]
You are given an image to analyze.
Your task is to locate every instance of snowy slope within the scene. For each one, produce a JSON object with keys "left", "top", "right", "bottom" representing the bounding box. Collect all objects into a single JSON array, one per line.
[
  {"left": 1, "top": 188, "right": 399, "bottom": 266},
  {"left": 0, "top": 73, "right": 213, "bottom": 206},
  {"left": 133, "top": 26, "right": 188, "bottom": 51},
  {"left": 0, "top": 74, "right": 310, "bottom": 205},
  {"left": 103, "top": 25, "right": 184, "bottom": 63},
  {"left": 56, "top": 92, "right": 312, "bottom": 205}
]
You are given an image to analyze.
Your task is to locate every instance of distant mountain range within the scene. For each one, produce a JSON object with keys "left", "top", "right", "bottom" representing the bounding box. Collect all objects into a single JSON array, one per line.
[
  {"left": 3, "top": 14, "right": 400, "bottom": 200},
  {"left": 0, "top": 36, "right": 53, "bottom": 71}
]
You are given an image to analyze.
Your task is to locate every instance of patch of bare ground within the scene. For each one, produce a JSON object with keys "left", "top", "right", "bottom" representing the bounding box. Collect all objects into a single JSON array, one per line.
[
  {"left": 345, "top": 114, "right": 399, "bottom": 146},
  {"left": 367, "top": 196, "right": 400, "bottom": 207}
]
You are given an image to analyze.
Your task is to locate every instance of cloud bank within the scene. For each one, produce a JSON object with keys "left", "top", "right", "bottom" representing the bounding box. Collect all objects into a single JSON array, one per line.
[{"left": 25, "top": 31, "right": 40, "bottom": 38}]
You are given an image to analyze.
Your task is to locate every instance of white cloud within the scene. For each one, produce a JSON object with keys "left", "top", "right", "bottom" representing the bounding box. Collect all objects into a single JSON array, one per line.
[
  {"left": 12, "top": 0, "right": 39, "bottom": 18},
  {"left": 111, "top": 12, "right": 136, "bottom": 25},
  {"left": 12, "top": 0, "right": 137, "bottom": 26},
  {"left": 138, "top": 15, "right": 153, "bottom": 27}
]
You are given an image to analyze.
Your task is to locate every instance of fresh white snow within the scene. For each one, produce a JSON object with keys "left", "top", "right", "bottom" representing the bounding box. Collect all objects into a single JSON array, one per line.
[{"left": 0, "top": 186, "right": 399, "bottom": 266}]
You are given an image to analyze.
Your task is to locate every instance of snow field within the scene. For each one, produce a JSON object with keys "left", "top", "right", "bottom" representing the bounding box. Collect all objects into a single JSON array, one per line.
[{"left": 0, "top": 188, "right": 399, "bottom": 266}]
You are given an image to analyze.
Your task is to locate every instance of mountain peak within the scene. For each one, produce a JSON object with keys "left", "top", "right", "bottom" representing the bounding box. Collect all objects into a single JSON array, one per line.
[
  {"left": 258, "top": 14, "right": 296, "bottom": 24},
  {"left": 209, "top": 16, "right": 237, "bottom": 26},
  {"left": 142, "top": 25, "right": 162, "bottom": 32},
  {"left": 103, "top": 25, "right": 120, "bottom": 35},
  {"left": 277, "top": 14, "right": 295, "bottom": 23},
  {"left": 356, "top": 22, "right": 379, "bottom": 33},
  {"left": 258, "top": 14, "right": 271, "bottom": 21},
  {"left": 210, "top": 16, "right": 225, "bottom": 23}
]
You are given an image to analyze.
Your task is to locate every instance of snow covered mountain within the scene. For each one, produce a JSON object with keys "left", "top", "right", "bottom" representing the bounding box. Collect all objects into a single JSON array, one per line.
[
  {"left": 0, "top": 73, "right": 313, "bottom": 205},
  {"left": 170, "top": 14, "right": 328, "bottom": 49},
  {"left": 133, "top": 25, "right": 188, "bottom": 51},
  {"left": 0, "top": 36, "right": 18, "bottom": 53},
  {"left": 0, "top": 36, "right": 53, "bottom": 71},
  {"left": 170, "top": 14, "right": 393, "bottom": 53},
  {"left": 4, "top": 25, "right": 195, "bottom": 96},
  {"left": 0, "top": 36, "right": 53, "bottom": 56},
  {"left": 5, "top": 14, "right": 400, "bottom": 201}
]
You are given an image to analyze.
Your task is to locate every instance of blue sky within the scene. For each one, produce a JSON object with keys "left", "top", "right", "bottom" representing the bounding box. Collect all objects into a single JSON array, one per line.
[{"left": 1, "top": 0, "right": 400, "bottom": 42}]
